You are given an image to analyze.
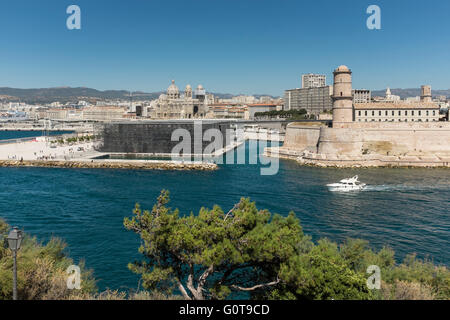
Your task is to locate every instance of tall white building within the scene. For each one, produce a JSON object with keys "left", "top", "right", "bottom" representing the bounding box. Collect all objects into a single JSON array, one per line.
[
  {"left": 353, "top": 89, "right": 371, "bottom": 103},
  {"left": 301, "top": 74, "right": 326, "bottom": 89}
]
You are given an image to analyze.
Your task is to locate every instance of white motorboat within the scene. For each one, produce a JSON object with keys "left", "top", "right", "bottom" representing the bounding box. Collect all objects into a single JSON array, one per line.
[{"left": 327, "top": 175, "right": 366, "bottom": 192}]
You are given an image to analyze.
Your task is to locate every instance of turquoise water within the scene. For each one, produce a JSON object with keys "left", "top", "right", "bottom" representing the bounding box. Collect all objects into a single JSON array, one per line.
[
  {"left": 0, "top": 130, "right": 73, "bottom": 141},
  {"left": 0, "top": 138, "right": 449, "bottom": 291}
]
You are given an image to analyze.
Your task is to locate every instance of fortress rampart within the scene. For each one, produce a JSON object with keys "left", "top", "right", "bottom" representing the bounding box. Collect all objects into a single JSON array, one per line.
[
  {"left": 270, "top": 122, "right": 450, "bottom": 167},
  {"left": 318, "top": 124, "right": 450, "bottom": 156},
  {"left": 266, "top": 65, "right": 450, "bottom": 167}
]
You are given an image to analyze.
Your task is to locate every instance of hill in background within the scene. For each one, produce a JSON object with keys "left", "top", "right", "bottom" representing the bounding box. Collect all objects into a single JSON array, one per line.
[
  {"left": 0, "top": 86, "right": 447, "bottom": 104},
  {"left": 372, "top": 88, "right": 450, "bottom": 99},
  {"left": 0, "top": 87, "right": 279, "bottom": 104}
]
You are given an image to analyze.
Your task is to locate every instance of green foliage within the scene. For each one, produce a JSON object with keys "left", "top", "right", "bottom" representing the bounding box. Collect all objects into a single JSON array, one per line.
[
  {"left": 254, "top": 109, "right": 312, "bottom": 120},
  {"left": 124, "top": 190, "right": 305, "bottom": 300},
  {"left": 272, "top": 239, "right": 373, "bottom": 300},
  {"left": 339, "top": 238, "right": 449, "bottom": 300},
  {"left": 0, "top": 220, "right": 96, "bottom": 300},
  {"left": 125, "top": 192, "right": 450, "bottom": 300}
]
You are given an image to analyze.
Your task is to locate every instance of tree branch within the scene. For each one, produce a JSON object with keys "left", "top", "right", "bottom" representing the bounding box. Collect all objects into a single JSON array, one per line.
[
  {"left": 224, "top": 202, "right": 241, "bottom": 221},
  {"left": 176, "top": 279, "right": 191, "bottom": 300},
  {"left": 231, "top": 278, "right": 280, "bottom": 291},
  {"left": 197, "top": 264, "right": 214, "bottom": 294},
  {"left": 187, "top": 265, "right": 204, "bottom": 300}
]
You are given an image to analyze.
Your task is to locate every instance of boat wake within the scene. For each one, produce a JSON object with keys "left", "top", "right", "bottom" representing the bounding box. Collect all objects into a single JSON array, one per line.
[{"left": 361, "top": 184, "right": 444, "bottom": 192}]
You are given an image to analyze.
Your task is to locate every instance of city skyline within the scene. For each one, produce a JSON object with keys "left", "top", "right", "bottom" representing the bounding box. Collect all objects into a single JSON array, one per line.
[{"left": 0, "top": 0, "right": 449, "bottom": 95}]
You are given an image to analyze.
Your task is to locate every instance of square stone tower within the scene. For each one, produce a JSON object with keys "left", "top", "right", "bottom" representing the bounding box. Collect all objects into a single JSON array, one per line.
[{"left": 421, "top": 85, "right": 432, "bottom": 103}]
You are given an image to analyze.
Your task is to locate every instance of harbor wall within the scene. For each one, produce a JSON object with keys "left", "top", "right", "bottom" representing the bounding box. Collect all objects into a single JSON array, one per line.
[
  {"left": 318, "top": 125, "right": 450, "bottom": 156},
  {"left": 281, "top": 121, "right": 450, "bottom": 159},
  {"left": 282, "top": 123, "right": 323, "bottom": 152}
]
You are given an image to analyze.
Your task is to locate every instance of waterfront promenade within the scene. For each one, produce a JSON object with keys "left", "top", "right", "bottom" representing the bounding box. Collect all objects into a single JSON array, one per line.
[{"left": 0, "top": 137, "right": 217, "bottom": 171}]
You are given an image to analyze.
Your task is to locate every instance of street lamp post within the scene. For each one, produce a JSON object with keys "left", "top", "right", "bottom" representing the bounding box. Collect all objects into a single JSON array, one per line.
[{"left": 7, "top": 227, "right": 23, "bottom": 301}]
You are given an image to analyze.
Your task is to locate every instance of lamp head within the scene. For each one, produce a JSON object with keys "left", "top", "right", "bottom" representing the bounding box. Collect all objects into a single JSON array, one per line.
[{"left": 7, "top": 227, "right": 23, "bottom": 251}]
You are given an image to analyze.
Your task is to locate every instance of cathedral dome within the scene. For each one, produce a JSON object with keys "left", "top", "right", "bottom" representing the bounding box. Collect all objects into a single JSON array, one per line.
[{"left": 167, "top": 80, "right": 180, "bottom": 98}]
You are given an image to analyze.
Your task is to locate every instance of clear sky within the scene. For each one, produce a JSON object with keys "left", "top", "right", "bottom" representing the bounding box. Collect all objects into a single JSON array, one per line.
[{"left": 0, "top": 0, "right": 449, "bottom": 96}]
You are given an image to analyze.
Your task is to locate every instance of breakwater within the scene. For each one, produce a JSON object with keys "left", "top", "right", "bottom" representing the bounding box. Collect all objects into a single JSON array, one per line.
[{"left": 0, "top": 159, "right": 217, "bottom": 171}]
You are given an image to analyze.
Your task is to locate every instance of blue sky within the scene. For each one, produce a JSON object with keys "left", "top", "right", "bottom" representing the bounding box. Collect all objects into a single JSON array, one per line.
[{"left": 0, "top": 0, "right": 449, "bottom": 95}]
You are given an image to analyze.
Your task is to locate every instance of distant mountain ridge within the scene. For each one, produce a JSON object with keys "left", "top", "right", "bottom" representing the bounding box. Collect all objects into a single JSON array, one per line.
[
  {"left": 0, "top": 86, "right": 446, "bottom": 104},
  {"left": 0, "top": 87, "right": 161, "bottom": 104},
  {"left": 0, "top": 87, "right": 279, "bottom": 104},
  {"left": 371, "top": 88, "right": 450, "bottom": 99}
]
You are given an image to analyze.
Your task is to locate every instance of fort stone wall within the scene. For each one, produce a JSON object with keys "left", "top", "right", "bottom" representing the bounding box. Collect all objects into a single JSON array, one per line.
[{"left": 283, "top": 123, "right": 323, "bottom": 152}]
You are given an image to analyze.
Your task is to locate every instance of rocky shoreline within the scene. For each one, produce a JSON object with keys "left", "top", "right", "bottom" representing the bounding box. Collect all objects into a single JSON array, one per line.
[{"left": 0, "top": 160, "right": 218, "bottom": 171}]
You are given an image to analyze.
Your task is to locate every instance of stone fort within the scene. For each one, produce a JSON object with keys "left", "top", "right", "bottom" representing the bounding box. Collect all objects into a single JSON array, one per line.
[{"left": 267, "top": 65, "right": 450, "bottom": 167}]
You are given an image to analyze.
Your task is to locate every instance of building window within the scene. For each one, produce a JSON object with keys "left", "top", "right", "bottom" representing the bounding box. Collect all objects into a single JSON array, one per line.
[
  {"left": 392, "top": 111, "right": 394, "bottom": 116},
  {"left": 379, "top": 111, "right": 381, "bottom": 116},
  {"left": 385, "top": 111, "right": 388, "bottom": 116},
  {"left": 426, "top": 110, "right": 429, "bottom": 116},
  {"left": 412, "top": 111, "right": 415, "bottom": 116},
  {"left": 372, "top": 111, "right": 375, "bottom": 116},
  {"left": 365, "top": 111, "right": 368, "bottom": 116},
  {"left": 398, "top": 111, "right": 401, "bottom": 116},
  {"left": 419, "top": 111, "right": 422, "bottom": 116},
  {"left": 405, "top": 111, "right": 408, "bottom": 116},
  {"left": 433, "top": 110, "right": 436, "bottom": 116}
]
